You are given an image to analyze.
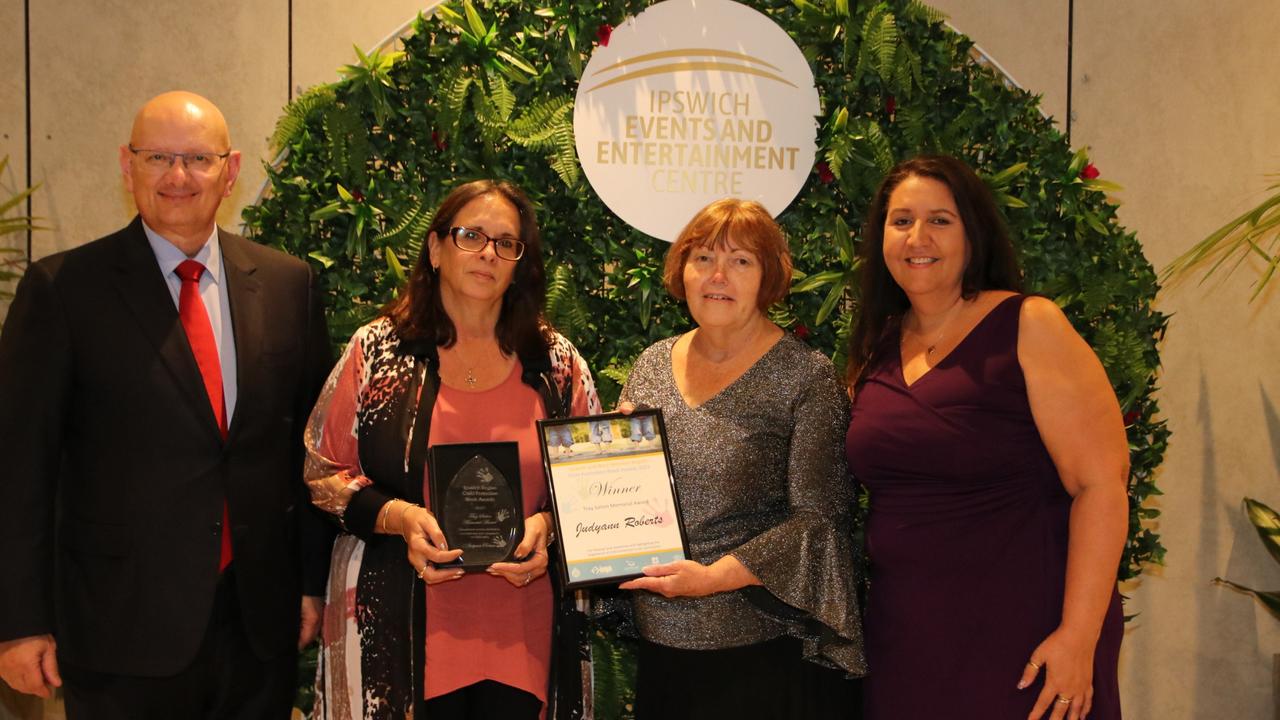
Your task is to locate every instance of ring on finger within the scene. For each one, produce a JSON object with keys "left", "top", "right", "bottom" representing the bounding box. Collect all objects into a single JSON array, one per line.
[
  {"left": 523, "top": 572, "right": 532, "bottom": 586},
  {"left": 1055, "top": 696, "right": 1072, "bottom": 705},
  {"left": 1026, "top": 660, "right": 1041, "bottom": 670},
  {"left": 417, "top": 565, "right": 428, "bottom": 579}
]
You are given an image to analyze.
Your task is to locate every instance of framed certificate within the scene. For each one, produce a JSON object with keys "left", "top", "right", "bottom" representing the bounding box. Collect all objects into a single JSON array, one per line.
[
  {"left": 427, "top": 441, "right": 525, "bottom": 571},
  {"left": 537, "top": 409, "right": 690, "bottom": 589}
]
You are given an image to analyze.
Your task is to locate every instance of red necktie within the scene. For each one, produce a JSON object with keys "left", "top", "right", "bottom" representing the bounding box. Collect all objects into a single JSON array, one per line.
[{"left": 174, "top": 259, "right": 233, "bottom": 572}]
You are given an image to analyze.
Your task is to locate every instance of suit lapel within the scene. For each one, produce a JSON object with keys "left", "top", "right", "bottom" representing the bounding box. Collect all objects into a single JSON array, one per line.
[
  {"left": 109, "top": 217, "right": 224, "bottom": 442},
  {"left": 220, "top": 230, "right": 262, "bottom": 444}
]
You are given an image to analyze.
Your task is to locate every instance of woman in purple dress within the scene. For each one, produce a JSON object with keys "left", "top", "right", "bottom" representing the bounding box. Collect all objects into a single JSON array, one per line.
[{"left": 844, "top": 155, "right": 1128, "bottom": 720}]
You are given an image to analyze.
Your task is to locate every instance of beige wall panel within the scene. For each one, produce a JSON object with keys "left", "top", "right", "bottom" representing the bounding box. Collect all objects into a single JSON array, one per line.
[
  {"left": 1074, "top": 1, "right": 1280, "bottom": 718},
  {"left": 28, "top": 1, "right": 287, "bottom": 259},
  {"left": 929, "top": 0, "right": 1069, "bottom": 126},
  {"left": 291, "top": 0, "right": 432, "bottom": 95},
  {"left": 0, "top": 0, "right": 25, "bottom": 184},
  {"left": 0, "top": 0, "right": 26, "bottom": 325}
]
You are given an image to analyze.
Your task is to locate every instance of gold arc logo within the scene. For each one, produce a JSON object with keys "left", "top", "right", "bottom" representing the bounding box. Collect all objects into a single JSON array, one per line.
[
  {"left": 591, "top": 48, "right": 783, "bottom": 76},
  {"left": 585, "top": 60, "right": 798, "bottom": 93}
]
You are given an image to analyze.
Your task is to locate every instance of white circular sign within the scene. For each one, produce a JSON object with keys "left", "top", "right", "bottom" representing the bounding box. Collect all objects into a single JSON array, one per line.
[{"left": 574, "top": 0, "right": 820, "bottom": 241}]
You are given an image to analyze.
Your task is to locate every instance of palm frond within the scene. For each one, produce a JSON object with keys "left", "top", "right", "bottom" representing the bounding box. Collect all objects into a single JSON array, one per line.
[{"left": 1162, "top": 183, "right": 1280, "bottom": 298}]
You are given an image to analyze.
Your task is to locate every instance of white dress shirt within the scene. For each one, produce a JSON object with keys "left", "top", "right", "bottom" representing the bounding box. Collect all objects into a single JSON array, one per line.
[{"left": 143, "top": 221, "right": 239, "bottom": 423}]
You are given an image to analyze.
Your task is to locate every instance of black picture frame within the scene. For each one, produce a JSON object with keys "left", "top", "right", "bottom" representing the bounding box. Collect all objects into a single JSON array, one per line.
[{"left": 536, "top": 408, "right": 690, "bottom": 590}]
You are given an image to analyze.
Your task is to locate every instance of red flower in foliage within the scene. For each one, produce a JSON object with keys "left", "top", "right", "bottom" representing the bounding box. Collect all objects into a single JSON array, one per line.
[
  {"left": 351, "top": 189, "right": 365, "bottom": 203},
  {"left": 793, "top": 324, "right": 811, "bottom": 340},
  {"left": 597, "top": 23, "right": 613, "bottom": 47},
  {"left": 885, "top": 95, "right": 896, "bottom": 116},
  {"left": 1080, "top": 163, "right": 1100, "bottom": 180},
  {"left": 432, "top": 130, "right": 447, "bottom": 151},
  {"left": 1122, "top": 410, "right": 1140, "bottom": 426},
  {"left": 816, "top": 161, "right": 835, "bottom": 185}
]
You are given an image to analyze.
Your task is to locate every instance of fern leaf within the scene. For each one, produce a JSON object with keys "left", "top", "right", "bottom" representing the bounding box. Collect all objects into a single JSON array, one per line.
[
  {"left": 486, "top": 68, "right": 515, "bottom": 123},
  {"left": 767, "top": 301, "right": 798, "bottom": 328},
  {"left": 907, "top": 47, "right": 924, "bottom": 92},
  {"left": 894, "top": 46, "right": 914, "bottom": 96},
  {"left": 545, "top": 265, "right": 591, "bottom": 335},
  {"left": 346, "top": 122, "right": 372, "bottom": 186},
  {"left": 864, "top": 120, "right": 895, "bottom": 173},
  {"left": 852, "top": 9, "right": 881, "bottom": 79},
  {"left": 437, "top": 64, "right": 474, "bottom": 136},
  {"left": 874, "top": 13, "right": 899, "bottom": 81},
  {"left": 507, "top": 96, "right": 573, "bottom": 148},
  {"left": 897, "top": 106, "right": 928, "bottom": 152},
  {"left": 549, "top": 121, "right": 581, "bottom": 188},
  {"left": 271, "top": 84, "right": 337, "bottom": 151},
  {"left": 322, "top": 104, "right": 369, "bottom": 186},
  {"left": 470, "top": 85, "right": 506, "bottom": 144},
  {"left": 598, "top": 361, "right": 634, "bottom": 387},
  {"left": 903, "top": 0, "right": 948, "bottom": 25},
  {"left": 375, "top": 195, "right": 434, "bottom": 245},
  {"left": 322, "top": 105, "right": 353, "bottom": 179},
  {"left": 825, "top": 132, "right": 853, "bottom": 182}
]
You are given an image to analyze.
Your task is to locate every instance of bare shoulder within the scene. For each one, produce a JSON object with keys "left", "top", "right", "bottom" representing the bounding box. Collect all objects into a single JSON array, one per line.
[
  {"left": 1018, "top": 295, "right": 1078, "bottom": 345},
  {"left": 1016, "top": 296, "right": 1101, "bottom": 379}
]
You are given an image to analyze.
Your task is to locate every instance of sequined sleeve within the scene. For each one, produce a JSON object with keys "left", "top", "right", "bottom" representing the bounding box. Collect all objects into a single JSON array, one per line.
[
  {"left": 727, "top": 356, "right": 865, "bottom": 673},
  {"left": 302, "top": 325, "right": 375, "bottom": 525},
  {"left": 619, "top": 335, "right": 865, "bottom": 675}
]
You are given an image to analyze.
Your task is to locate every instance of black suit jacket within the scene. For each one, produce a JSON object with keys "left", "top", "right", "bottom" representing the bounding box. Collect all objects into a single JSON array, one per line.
[{"left": 0, "top": 217, "right": 333, "bottom": 676}]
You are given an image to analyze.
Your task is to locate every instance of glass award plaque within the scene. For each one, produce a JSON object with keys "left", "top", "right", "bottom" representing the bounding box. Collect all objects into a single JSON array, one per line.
[{"left": 427, "top": 442, "right": 524, "bottom": 571}]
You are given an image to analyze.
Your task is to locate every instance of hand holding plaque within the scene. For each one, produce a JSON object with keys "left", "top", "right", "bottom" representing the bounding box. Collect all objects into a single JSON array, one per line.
[
  {"left": 537, "top": 409, "right": 690, "bottom": 590},
  {"left": 428, "top": 442, "right": 525, "bottom": 571}
]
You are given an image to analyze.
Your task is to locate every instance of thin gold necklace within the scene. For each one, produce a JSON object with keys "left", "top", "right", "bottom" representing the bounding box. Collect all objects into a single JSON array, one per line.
[
  {"left": 904, "top": 299, "right": 966, "bottom": 356},
  {"left": 447, "top": 341, "right": 497, "bottom": 388}
]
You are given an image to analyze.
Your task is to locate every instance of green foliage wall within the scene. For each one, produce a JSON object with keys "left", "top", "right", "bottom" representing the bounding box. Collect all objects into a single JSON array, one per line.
[{"left": 244, "top": 0, "right": 1167, "bottom": 582}]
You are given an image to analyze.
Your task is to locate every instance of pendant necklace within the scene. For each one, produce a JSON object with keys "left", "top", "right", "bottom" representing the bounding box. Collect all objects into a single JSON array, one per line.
[
  {"left": 449, "top": 343, "right": 489, "bottom": 388},
  {"left": 905, "top": 299, "right": 966, "bottom": 356}
]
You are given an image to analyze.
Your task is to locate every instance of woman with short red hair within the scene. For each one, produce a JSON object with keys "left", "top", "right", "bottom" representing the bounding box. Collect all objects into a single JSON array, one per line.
[{"left": 615, "top": 198, "right": 866, "bottom": 719}]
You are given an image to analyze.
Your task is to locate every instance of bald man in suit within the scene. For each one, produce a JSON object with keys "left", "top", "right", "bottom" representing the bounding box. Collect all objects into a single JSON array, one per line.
[{"left": 0, "top": 91, "right": 333, "bottom": 718}]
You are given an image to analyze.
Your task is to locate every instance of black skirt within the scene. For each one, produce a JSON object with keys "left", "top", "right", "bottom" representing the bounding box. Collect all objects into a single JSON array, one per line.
[{"left": 635, "top": 635, "right": 862, "bottom": 719}]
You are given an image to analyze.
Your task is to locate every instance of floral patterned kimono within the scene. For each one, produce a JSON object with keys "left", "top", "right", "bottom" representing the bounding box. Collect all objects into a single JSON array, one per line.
[{"left": 303, "top": 317, "right": 601, "bottom": 719}]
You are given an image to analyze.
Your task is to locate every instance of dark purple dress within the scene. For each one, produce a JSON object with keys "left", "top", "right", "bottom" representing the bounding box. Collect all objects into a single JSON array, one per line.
[{"left": 845, "top": 294, "right": 1123, "bottom": 719}]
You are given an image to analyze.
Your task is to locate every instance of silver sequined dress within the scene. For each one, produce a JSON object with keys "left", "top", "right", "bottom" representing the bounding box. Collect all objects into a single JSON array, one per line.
[{"left": 620, "top": 333, "right": 867, "bottom": 674}]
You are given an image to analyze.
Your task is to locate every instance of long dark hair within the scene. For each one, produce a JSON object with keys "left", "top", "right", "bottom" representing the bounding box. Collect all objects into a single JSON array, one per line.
[
  {"left": 846, "top": 154, "right": 1023, "bottom": 386},
  {"left": 384, "top": 179, "right": 551, "bottom": 359}
]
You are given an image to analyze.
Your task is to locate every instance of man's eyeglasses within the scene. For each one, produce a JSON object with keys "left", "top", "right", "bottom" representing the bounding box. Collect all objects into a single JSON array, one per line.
[
  {"left": 449, "top": 226, "right": 525, "bottom": 261},
  {"left": 128, "top": 145, "right": 231, "bottom": 174}
]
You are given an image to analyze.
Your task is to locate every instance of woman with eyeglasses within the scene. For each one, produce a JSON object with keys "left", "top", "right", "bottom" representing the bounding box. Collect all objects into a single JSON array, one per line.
[{"left": 302, "top": 180, "right": 601, "bottom": 720}]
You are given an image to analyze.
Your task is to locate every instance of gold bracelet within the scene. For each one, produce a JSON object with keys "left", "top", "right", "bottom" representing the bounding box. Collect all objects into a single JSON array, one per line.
[
  {"left": 397, "top": 500, "right": 418, "bottom": 534},
  {"left": 379, "top": 499, "right": 398, "bottom": 534}
]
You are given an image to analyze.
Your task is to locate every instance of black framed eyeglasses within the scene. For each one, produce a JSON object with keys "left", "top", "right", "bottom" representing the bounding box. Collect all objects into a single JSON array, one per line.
[
  {"left": 127, "top": 145, "right": 232, "bottom": 174},
  {"left": 449, "top": 226, "right": 525, "bottom": 261}
]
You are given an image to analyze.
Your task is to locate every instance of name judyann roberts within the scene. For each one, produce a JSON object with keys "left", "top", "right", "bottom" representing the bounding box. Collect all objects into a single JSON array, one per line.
[{"left": 575, "top": 515, "right": 666, "bottom": 538}]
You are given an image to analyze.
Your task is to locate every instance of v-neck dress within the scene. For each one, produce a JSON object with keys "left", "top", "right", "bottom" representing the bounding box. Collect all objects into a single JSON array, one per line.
[
  {"left": 845, "top": 294, "right": 1123, "bottom": 718},
  {"left": 619, "top": 333, "right": 866, "bottom": 673}
]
